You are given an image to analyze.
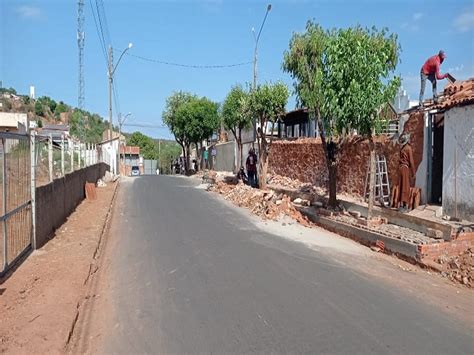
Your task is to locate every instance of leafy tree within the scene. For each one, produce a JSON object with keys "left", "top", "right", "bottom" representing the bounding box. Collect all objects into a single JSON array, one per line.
[
  {"left": 222, "top": 84, "right": 252, "bottom": 170},
  {"left": 283, "top": 22, "right": 400, "bottom": 207},
  {"left": 246, "top": 82, "right": 289, "bottom": 189},
  {"left": 158, "top": 141, "right": 181, "bottom": 174},
  {"left": 177, "top": 96, "right": 219, "bottom": 169},
  {"left": 163, "top": 92, "right": 197, "bottom": 172},
  {"left": 0, "top": 87, "right": 17, "bottom": 95},
  {"left": 54, "top": 101, "right": 69, "bottom": 119},
  {"left": 128, "top": 131, "right": 157, "bottom": 160},
  {"left": 37, "top": 96, "right": 57, "bottom": 113},
  {"left": 34, "top": 101, "right": 44, "bottom": 117}
]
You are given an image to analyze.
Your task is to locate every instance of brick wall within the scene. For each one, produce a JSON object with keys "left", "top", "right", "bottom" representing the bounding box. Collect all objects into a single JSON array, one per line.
[
  {"left": 416, "top": 232, "right": 474, "bottom": 262},
  {"left": 268, "top": 137, "right": 399, "bottom": 196},
  {"left": 268, "top": 113, "right": 425, "bottom": 197}
]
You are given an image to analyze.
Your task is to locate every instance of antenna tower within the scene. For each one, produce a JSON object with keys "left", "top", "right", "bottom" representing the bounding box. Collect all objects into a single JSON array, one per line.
[{"left": 77, "top": 0, "right": 85, "bottom": 109}]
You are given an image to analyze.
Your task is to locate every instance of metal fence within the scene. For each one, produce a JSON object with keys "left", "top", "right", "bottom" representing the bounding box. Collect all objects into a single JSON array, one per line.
[
  {"left": 1, "top": 132, "right": 107, "bottom": 275},
  {"left": 1, "top": 132, "right": 32, "bottom": 274},
  {"left": 35, "top": 134, "right": 99, "bottom": 187}
]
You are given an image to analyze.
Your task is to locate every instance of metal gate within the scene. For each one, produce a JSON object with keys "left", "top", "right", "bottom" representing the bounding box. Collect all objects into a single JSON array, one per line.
[
  {"left": 1, "top": 132, "right": 32, "bottom": 275},
  {"left": 143, "top": 159, "right": 157, "bottom": 175}
]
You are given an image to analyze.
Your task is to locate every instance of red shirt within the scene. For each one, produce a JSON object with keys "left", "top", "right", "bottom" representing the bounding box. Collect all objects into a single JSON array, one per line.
[{"left": 421, "top": 55, "right": 447, "bottom": 80}]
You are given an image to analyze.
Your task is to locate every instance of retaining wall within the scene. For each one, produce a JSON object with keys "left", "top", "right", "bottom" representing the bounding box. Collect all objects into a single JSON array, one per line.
[{"left": 35, "top": 163, "right": 109, "bottom": 248}]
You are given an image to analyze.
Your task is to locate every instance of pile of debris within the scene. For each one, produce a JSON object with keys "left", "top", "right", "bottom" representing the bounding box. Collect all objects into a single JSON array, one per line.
[
  {"left": 267, "top": 174, "right": 325, "bottom": 195},
  {"left": 437, "top": 248, "right": 473, "bottom": 287},
  {"left": 209, "top": 181, "right": 312, "bottom": 227}
]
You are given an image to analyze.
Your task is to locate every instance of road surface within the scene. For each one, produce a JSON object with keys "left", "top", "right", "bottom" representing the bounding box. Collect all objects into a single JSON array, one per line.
[{"left": 87, "top": 176, "right": 474, "bottom": 354}]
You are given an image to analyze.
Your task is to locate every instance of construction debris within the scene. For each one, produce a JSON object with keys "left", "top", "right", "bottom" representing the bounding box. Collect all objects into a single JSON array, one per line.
[
  {"left": 437, "top": 248, "right": 473, "bottom": 287},
  {"left": 209, "top": 181, "right": 312, "bottom": 227}
]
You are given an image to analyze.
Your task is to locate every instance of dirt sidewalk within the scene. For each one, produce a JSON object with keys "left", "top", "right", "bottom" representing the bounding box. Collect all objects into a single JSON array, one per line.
[{"left": 0, "top": 181, "right": 118, "bottom": 354}]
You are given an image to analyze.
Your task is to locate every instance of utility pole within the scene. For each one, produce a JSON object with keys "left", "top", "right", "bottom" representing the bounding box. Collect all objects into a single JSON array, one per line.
[
  {"left": 108, "top": 45, "right": 113, "bottom": 141},
  {"left": 77, "top": 0, "right": 85, "bottom": 109},
  {"left": 252, "top": 4, "right": 272, "bottom": 142}
]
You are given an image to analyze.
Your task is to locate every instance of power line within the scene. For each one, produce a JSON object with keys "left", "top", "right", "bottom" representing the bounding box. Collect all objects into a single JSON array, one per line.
[
  {"left": 120, "top": 51, "right": 253, "bottom": 69},
  {"left": 123, "top": 123, "right": 167, "bottom": 129},
  {"left": 88, "top": 0, "right": 108, "bottom": 65}
]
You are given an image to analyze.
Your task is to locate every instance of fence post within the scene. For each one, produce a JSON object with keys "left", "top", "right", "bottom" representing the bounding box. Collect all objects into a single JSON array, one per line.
[
  {"left": 30, "top": 132, "right": 37, "bottom": 250},
  {"left": 61, "top": 134, "right": 65, "bottom": 176},
  {"left": 87, "top": 143, "right": 90, "bottom": 166},
  {"left": 2, "top": 138, "right": 8, "bottom": 271},
  {"left": 70, "top": 141, "right": 74, "bottom": 173},
  {"left": 48, "top": 133, "right": 53, "bottom": 182},
  {"left": 78, "top": 143, "right": 82, "bottom": 169}
]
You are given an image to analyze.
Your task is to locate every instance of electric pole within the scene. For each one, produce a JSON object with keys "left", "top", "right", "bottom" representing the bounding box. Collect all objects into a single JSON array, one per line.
[{"left": 77, "top": 0, "right": 85, "bottom": 109}]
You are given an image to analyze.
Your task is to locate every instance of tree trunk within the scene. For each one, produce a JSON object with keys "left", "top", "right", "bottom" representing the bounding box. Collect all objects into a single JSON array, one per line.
[
  {"left": 238, "top": 128, "right": 243, "bottom": 170},
  {"left": 367, "top": 139, "right": 376, "bottom": 219},
  {"left": 259, "top": 148, "right": 268, "bottom": 190},
  {"left": 328, "top": 162, "right": 337, "bottom": 207}
]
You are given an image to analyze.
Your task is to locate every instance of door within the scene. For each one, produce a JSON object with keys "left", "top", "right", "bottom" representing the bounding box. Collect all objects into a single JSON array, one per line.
[{"left": 431, "top": 115, "right": 444, "bottom": 204}]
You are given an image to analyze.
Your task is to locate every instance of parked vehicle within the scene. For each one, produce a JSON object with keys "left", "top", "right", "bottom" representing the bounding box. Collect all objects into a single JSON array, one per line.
[{"left": 131, "top": 166, "right": 140, "bottom": 176}]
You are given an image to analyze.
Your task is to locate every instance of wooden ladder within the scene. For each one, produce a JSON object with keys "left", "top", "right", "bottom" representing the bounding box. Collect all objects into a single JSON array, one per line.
[{"left": 365, "top": 154, "right": 391, "bottom": 207}]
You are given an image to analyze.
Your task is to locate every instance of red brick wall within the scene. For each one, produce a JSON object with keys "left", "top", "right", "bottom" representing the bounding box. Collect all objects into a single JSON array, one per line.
[
  {"left": 268, "top": 136, "right": 399, "bottom": 196},
  {"left": 416, "top": 233, "right": 474, "bottom": 262},
  {"left": 268, "top": 113, "right": 425, "bottom": 197},
  {"left": 401, "top": 111, "right": 424, "bottom": 170}
]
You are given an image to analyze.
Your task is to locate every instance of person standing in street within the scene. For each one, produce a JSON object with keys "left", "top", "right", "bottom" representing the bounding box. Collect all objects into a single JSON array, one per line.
[
  {"left": 203, "top": 148, "right": 209, "bottom": 170},
  {"left": 246, "top": 148, "right": 258, "bottom": 188},
  {"left": 419, "top": 50, "right": 449, "bottom": 105},
  {"left": 398, "top": 133, "right": 416, "bottom": 213}
]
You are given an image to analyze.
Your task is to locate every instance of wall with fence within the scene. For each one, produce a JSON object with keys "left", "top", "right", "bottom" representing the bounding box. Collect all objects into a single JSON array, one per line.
[
  {"left": 35, "top": 135, "right": 99, "bottom": 187},
  {"left": 35, "top": 162, "right": 109, "bottom": 248}
]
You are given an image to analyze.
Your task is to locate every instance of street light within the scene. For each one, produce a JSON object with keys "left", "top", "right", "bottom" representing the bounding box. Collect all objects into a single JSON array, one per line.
[
  {"left": 252, "top": 4, "right": 272, "bottom": 142},
  {"left": 108, "top": 43, "right": 133, "bottom": 141}
]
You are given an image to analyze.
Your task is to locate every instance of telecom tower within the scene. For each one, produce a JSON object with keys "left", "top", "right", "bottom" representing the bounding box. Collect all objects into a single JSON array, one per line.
[{"left": 77, "top": 0, "right": 85, "bottom": 109}]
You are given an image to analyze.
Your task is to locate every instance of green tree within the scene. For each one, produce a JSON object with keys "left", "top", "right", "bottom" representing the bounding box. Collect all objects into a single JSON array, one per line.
[
  {"left": 54, "top": 101, "right": 69, "bottom": 120},
  {"left": 163, "top": 92, "right": 197, "bottom": 172},
  {"left": 283, "top": 22, "right": 401, "bottom": 207},
  {"left": 222, "top": 85, "right": 252, "bottom": 170},
  {"left": 177, "top": 96, "right": 220, "bottom": 169},
  {"left": 38, "top": 96, "right": 57, "bottom": 113},
  {"left": 158, "top": 141, "right": 181, "bottom": 174},
  {"left": 34, "top": 101, "right": 44, "bottom": 117},
  {"left": 128, "top": 131, "right": 157, "bottom": 160},
  {"left": 246, "top": 82, "right": 289, "bottom": 189}
]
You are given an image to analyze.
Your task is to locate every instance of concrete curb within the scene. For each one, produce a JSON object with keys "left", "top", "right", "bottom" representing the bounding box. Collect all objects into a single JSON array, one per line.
[{"left": 297, "top": 206, "right": 420, "bottom": 260}]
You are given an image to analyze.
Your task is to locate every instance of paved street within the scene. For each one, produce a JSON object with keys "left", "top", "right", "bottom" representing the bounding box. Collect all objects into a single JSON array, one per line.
[{"left": 95, "top": 176, "right": 473, "bottom": 354}]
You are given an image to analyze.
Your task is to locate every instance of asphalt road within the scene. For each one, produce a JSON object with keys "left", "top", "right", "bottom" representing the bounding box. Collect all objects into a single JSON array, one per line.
[{"left": 102, "top": 176, "right": 473, "bottom": 354}]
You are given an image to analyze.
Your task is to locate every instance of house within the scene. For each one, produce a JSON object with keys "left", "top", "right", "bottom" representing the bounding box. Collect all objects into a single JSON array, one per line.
[
  {"left": 399, "top": 78, "right": 474, "bottom": 221},
  {"left": 119, "top": 145, "right": 143, "bottom": 175},
  {"left": 0, "top": 112, "right": 28, "bottom": 133},
  {"left": 97, "top": 136, "right": 119, "bottom": 175}
]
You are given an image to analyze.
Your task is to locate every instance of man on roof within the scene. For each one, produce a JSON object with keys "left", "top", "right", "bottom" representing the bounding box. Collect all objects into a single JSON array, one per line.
[{"left": 419, "top": 50, "right": 449, "bottom": 105}]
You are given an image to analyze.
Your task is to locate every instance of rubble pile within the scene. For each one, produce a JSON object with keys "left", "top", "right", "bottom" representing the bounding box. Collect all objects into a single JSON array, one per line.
[
  {"left": 437, "top": 248, "right": 473, "bottom": 287},
  {"left": 209, "top": 181, "right": 312, "bottom": 226},
  {"left": 267, "top": 174, "right": 325, "bottom": 194}
]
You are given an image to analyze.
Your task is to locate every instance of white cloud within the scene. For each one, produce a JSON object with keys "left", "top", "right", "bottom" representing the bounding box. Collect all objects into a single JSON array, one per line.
[
  {"left": 16, "top": 5, "right": 42, "bottom": 19},
  {"left": 401, "top": 12, "right": 423, "bottom": 32},
  {"left": 454, "top": 8, "right": 474, "bottom": 32}
]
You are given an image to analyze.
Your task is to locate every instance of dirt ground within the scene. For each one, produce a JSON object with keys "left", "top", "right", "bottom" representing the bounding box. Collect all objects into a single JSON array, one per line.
[{"left": 0, "top": 181, "right": 117, "bottom": 354}]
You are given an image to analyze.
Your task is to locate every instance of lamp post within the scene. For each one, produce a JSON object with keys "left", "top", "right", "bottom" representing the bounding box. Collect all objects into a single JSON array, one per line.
[
  {"left": 118, "top": 112, "right": 132, "bottom": 175},
  {"left": 108, "top": 42, "right": 133, "bottom": 140}
]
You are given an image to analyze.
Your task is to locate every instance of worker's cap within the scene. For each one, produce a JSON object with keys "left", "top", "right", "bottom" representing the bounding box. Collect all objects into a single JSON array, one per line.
[
  {"left": 398, "top": 133, "right": 410, "bottom": 146},
  {"left": 439, "top": 50, "right": 446, "bottom": 59}
]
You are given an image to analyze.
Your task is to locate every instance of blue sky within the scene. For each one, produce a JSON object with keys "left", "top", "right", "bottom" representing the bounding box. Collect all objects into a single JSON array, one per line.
[{"left": 1, "top": 0, "right": 473, "bottom": 139}]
